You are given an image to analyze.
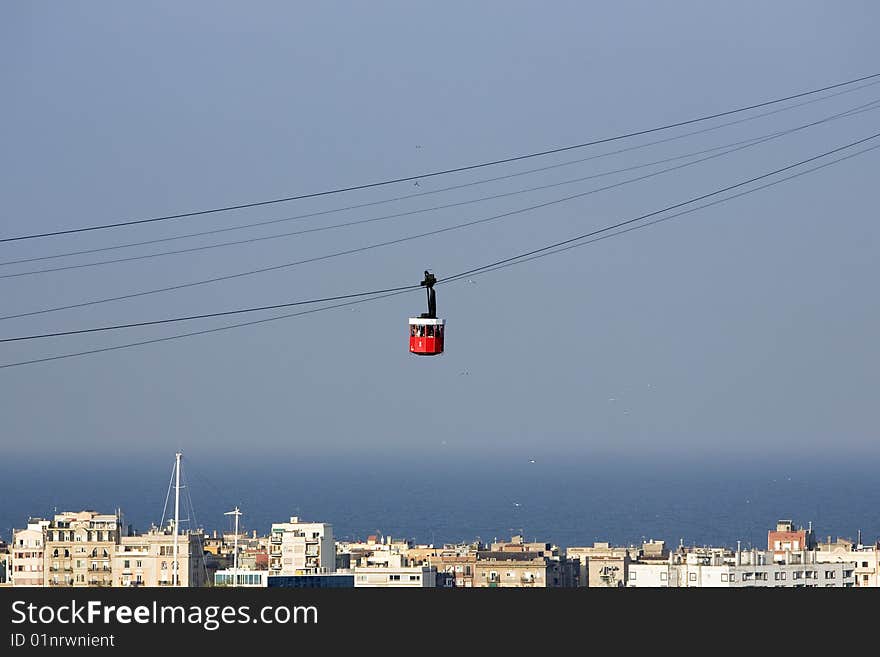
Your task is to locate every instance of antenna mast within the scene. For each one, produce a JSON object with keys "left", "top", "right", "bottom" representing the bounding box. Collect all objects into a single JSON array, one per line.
[{"left": 224, "top": 507, "right": 242, "bottom": 587}]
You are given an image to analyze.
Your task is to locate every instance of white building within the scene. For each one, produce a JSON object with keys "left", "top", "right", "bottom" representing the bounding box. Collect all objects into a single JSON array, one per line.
[
  {"left": 268, "top": 516, "right": 335, "bottom": 576},
  {"left": 627, "top": 548, "right": 856, "bottom": 587},
  {"left": 354, "top": 565, "right": 437, "bottom": 587},
  {"left": 627, "top": 561, "right": 681, "bottom": 587},
  {"left": 352, "top": 552, "right": 437, "bottom": 587},
  {"left": 10, "top": 520, "right": 50, "bottom": 587}
]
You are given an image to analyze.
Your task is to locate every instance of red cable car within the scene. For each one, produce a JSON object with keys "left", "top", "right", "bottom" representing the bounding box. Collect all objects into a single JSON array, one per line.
[{"left": 409, "top": 270, "right": 445, "bottom": 356}]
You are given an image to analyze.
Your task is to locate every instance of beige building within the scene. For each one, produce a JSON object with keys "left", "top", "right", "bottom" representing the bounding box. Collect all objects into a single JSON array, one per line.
[
  {"left": 336, "top": 534, "right": 413, "bottom": 569},
  {"left": 489, "top": 535, "right": 558, "bottom": 556},
  {"left": 113, "top": 525, "right": 207, "bottom": 587},
  {"left": 567, "top": 542, "right": 634, "bottom": 587},
  {"left": 10, "top": 520, "right": 50, "bottom": 587},
  {"left": 427, "top": 543, "right": 577, "bottom": 588},
  {"left": 43, "top": 511, "right": 119, "bottom": 587},
  {"left": 474, "top": 552, "right": 556, "bottom": 587},
  {"left": 816, "top": 537, "right": 879, "bottom": 587}
]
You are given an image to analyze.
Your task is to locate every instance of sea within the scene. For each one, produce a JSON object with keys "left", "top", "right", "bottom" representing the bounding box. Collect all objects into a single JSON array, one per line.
[{"left": 2, "top": 454, "right": 878, "bottom": 550}]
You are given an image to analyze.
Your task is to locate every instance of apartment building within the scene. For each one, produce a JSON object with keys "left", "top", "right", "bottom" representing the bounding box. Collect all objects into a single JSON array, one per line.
[
  {"left": 567, "top": 542, "right": 635, "bottom": 587},
  {"left": 768, "top": 519, "right": 816, "bottom": 560},
  {"left": 354, "top": 564, "right": 437, "bottom": 587},
  {"left": 10, "top": 519, "right": 49, "bottom": 587},
  {"left": 337, "top": 534, "right": 413, "bottom": 569},
  {"left": 42, "top": 511, "right": 119, "bottom": 587},
  {"left": 113, "top": 525, "right": 207, "bottom": 587},
  {"left": 627, "top": 548, "right": 855, "bottom": 587},
  {"left": 268, "top": 516, "right": 335, "bottom": 576},
  {"left": 428, "top": 545, "right": 577, "bottom": 588},
  {"left": 426, "top": 552, "right": 478, "bottom": 587},
  {"left": 816, "top": 537, "right": 879, "bottom": 587}
]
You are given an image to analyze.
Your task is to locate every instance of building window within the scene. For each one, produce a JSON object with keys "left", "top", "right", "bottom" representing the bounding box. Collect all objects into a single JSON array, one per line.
[
  {"left": 729, "top": 574, "right": 735, "bottom": 582},
  {"left": 124, "top": 560, "right": 130, "bottom": 568},
  {"left": 743, "top": 573, "right": 753, "bottom": 581},
  {"left": 721, "top": 574, "right": 728, "bottom": 582},
  {"left": 775, "top": 572, "right": 786, "bottom": 580},
  {"left": 660, "top": 572, "right": 667, "bottom": 581},
  {"left": 136, "top": 560, "right": 142, "bottom": 568},
  {"left": 410, "top": 575, "right": 420, "bottom": 581},
  {"left": 688, "top": 573, "right": 696, "bottom": 581},
  {"left": 389, "top": 575, "right": 401, "bottom": 581},
  {"left": 630, "top": 571, "right": 637, "bottom": 580},
  {"left": 825, "top": 571, "right": 835, "bottom": 579}
]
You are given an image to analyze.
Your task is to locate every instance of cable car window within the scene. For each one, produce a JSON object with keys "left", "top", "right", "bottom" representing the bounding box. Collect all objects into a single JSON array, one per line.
[
  {"left": 410, "top": 325, "right": 416, "bottom": 337},
  {"left": 426, "top": 325, "right": 435, "bottom": 337}
]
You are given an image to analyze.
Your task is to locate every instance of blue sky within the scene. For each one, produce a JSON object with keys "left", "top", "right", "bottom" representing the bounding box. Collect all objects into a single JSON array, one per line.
[{"left": 1, "top": 1, "right": 878, "bottom": 476}]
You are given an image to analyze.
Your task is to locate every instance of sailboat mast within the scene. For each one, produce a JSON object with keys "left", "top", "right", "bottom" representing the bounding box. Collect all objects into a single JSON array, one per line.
[{"left": 173, "top": 451, "right": 182, "bottom": 586}]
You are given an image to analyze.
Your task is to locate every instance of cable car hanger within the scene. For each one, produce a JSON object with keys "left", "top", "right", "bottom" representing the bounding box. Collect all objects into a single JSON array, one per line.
[{"left": 408, "top": 270, "right": 445, "bottom": 356}]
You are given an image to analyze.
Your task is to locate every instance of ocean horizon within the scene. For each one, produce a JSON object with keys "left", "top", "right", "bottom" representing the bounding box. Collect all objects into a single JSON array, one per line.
[{"left": 3, "top": 452, "right": 877, "bottom": 551}]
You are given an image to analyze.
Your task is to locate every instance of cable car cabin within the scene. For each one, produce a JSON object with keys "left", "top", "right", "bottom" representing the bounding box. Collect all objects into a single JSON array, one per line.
[{"left": 409, "top": 317, "right": 445, "bottom": 355}]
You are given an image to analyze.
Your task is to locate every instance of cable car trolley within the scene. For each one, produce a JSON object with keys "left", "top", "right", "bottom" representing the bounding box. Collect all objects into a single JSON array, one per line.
[{"left": 409, "top": 270, "right": 445, "bottom": 356}]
